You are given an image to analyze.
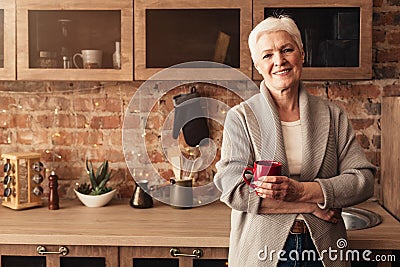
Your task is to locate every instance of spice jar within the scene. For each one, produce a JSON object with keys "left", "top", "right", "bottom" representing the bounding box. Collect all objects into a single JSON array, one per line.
[{"left": 38, "top": 51, "right": 58, "bottom": 68}]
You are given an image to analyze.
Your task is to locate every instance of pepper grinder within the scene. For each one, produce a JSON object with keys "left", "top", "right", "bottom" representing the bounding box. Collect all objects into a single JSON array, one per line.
[
  {"left": 48, "top": 171, "right": 60, "bottom": 210},
  {"left": 130, "top": 180, "right": 153, "bottom": 208}
]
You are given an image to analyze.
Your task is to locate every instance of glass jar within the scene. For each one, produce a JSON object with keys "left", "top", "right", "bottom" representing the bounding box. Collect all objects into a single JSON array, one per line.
[{"left": 38, "top": 51, "right": 58, "bottom": 68}]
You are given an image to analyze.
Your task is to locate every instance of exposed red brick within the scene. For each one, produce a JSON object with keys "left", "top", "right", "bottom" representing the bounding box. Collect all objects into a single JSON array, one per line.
[
  {"left": 373, "top": 65, "right": 398, "bottom": 79},
  {"left": 57, "top": 114, "right": 87, "bottom": 128},
  {"left": 374, "top": 0, "right": 383, "bottom": 7},
  {"left": 305, "top": 85, "right": 327, "bottom": 98},
  {"left": 106, "top": 98, "right": 123, "bottom": 113},
  {"left": 388, "top": 31, "right": 400, "bottom": 45},
  {"left": 0, "top": 128, "right": 11, "bottom": 144},
  {"left": 93, "top": 97, "right": 124, "bottom": 113},
  {"left": 0, "top": 96, "right": 16, "bottom": 109},
  {"left": 388, "top": 0, "right": 400, "bottom": 6},
  {"left": 382, "top": 84, "right": 400, "bottom": 96},
  {"left": 19, "top": 96, "right": 45, "bottom": 111},
  {"left": 51, "top": 131, "right": 74, "bottom": 146},
  {"left": 107, "top": 131, "right": 122, "bottom": 146},
  {"left": 10, "top": 114, "right": 31, "bottom": 128},
  {"left": 350, "top": 119, "right": 375, "bottom": 130},
  {"left": 46, "top": 96, "right": 71, "bottom": 111},
  {"left": 106, "top": 149, "right": 125, "bottom": 162},
  {"left": 145, "top": 113, "right": 161, "bottom": 130},
  {"left": 144, "top": 132, "right": 159, "bottom": 145},
  {"left": 372, "top": 135, "right": 381, "bottom": 149},
  {"left": 374, "top": 12, "right": 398, "bottom": 26},
  {"left": 373, "top": 29, "right": 385, "bottom": 44},
  {"left": 117, "top": 182, "right": 135, "bottom": 197},
  {"left": 356, "top": 134, "right": 370, "bottom": 149},
  {"left": 81, "top": 148, "right": 106, "bottom": 162},
  {"left": 75, "top": 131, "right": 104, "bottom": 146},
  {"left": 328, "top": 83, "right": 381, "bottom": 100},
  {"left": 376, "top": 48, "right": 400, "bottom": 63},
  {"left": 73, "top": 98, "right": 93, "bottom": 112},
  {"left": 91, "top": 115, "right": 121, "bottom": 129},
  {"left": 159, "top": 169, "right": 174, "bottom": 180},
  {"left": 16, "top": 130, "right": 34, "bottom": 145},
  {"left": 128, "top": 97, "right": 158, "bottom": 113},
  {"left": 34, "top": 115, "right": 53, "bottom": 128},
  {"left": 149, "top": 150, "right": 165, "bottom": 163},
  {"left": 54, "top": 165, "right": 85, "bottom": 180},
  {"left": 0, "top": 113, "right": 8, "bottom": 126}
]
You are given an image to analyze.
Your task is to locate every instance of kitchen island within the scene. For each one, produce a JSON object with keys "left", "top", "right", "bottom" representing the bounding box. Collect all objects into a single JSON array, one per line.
[{"left": 0, "top": 199, "right": 398, "bottom": 267}]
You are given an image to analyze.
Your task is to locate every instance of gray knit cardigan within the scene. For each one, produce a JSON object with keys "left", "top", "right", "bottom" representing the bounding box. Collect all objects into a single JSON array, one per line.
[{"left": 214, "top": 81, "right": 376, "bottom": 267}]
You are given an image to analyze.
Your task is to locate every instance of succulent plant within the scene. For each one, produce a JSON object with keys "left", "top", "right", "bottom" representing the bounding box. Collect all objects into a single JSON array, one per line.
[{"left": 76, "top": 160, "right": 113, "bottom": 195}]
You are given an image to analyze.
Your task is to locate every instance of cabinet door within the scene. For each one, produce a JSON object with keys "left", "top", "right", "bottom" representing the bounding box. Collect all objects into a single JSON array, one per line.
[
  {"left": 0, "top": 244, "right": 118, "bottom": 267},
  {"left": 134, "top": 0, "right": 252, "bottom": 80},
  {"left": 0, "top": 245, "right": 48, "bottom": 267},
  {"left": 253, "top": 0, "right": 372, "bottom": 80},
  {"left": 58, "top": 245, "right": 118, "bottom": 267},
  {"left": 0, "top": 0, "right": 16, "bottom": 80},
  {"left": 16, "top": 0, "right": 133, "bottom": 81},
  {"left": 120, "top": 246, "right": 228, "bottom": 267}
]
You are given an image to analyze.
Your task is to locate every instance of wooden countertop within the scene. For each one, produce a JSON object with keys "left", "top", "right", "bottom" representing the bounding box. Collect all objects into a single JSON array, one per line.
[{"left": 0, "top": 199, "right": 399, "bottom": 250}]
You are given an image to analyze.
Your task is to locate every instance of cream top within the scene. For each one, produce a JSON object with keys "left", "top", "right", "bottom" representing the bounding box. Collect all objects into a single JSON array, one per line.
[
  {"left": 282, "top": 120, "right": 304, "bottom": 221},
  {"left": 281, "top": 120, "right": 302, "bottom": 176}
]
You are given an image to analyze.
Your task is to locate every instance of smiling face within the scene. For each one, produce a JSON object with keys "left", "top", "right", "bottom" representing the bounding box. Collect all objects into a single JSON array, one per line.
[{"left": 254, "top": 30, "right": 304, "bottom": 93}]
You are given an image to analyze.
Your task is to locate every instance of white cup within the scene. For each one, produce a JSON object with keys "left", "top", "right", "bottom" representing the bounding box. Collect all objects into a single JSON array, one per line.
[{"left": 73, "top": 50, "right": 103, "bottom": 69}]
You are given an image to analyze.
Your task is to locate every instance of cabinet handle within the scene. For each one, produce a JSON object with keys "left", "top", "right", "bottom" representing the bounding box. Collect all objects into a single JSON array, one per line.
[
  {"left": 37, "top": 245, "right": 69, "bottom": 256},
  {"left": 170, "top": 247, "right": 203, "bottom": 258}
]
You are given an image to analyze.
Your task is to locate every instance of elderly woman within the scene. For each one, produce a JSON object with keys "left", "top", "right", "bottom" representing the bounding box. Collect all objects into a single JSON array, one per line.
[{"left": 214, "top": 15, "right": 375, "bottom": 267}]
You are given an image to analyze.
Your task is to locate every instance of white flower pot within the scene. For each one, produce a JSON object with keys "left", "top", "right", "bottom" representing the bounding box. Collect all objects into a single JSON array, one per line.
[{"left": 74, "top": 189, "right": 116, "bottom": 208}]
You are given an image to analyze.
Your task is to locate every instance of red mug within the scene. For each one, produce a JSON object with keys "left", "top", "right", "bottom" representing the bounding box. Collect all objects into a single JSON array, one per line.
[{"left": 242, "top": 160, "right": 282, "bottom": 188}]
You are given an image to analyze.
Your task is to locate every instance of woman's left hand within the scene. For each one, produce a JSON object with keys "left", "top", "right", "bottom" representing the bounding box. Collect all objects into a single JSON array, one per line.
[{"left": 255, "top": 176, "right": 305, "bottom": 202}]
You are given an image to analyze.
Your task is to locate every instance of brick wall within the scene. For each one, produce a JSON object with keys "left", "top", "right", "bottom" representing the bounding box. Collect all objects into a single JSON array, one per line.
[{"left": 0, "top": 0, "right": 399, "bottom": 200}]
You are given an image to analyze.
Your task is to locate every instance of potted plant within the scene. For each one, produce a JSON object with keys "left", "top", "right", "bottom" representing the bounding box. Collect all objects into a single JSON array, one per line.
[{"left": 74, "top": 159, "right": 116, "bottom": 207}]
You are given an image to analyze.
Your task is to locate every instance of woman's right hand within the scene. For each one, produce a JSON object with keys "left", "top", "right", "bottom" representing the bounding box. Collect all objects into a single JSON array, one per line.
[{"left": 312, "top": 206, "right": 342, "bottom": 223}]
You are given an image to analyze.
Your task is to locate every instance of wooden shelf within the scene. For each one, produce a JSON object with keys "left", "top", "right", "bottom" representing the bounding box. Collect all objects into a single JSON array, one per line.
[
  {"left": 134, "top": 0, "right": 252, "bottom": 80},
  {"left": 16, "top": 0, "right": 133, "bottom": 81}
]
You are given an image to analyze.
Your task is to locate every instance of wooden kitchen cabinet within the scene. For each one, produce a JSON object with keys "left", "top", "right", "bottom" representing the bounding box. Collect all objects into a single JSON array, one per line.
[
  {"left": 120, "top": 246, "right": 228, "bottom": 267},
  {"left": 0, "top": 244, "right": 118, "bottom": 267},
  {"left": 0, "top": 0, "right": 16, "bottom": 80},
  {"left": 133, "top": 0, "right": 252, "bottom": 80},
  {"left": 253, "top": 0, "right": 372, "bottom": 80},
  {"left": 3, "top": 0, "right": 374, "bottom": 81},
  {"left": 16, "top": 0, "right": 133, "bottom": 81}
]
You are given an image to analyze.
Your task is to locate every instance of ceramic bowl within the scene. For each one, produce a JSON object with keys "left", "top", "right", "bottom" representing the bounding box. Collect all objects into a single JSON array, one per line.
[{"left": 74, "top": 189, "right": 116, "bottom": 208}]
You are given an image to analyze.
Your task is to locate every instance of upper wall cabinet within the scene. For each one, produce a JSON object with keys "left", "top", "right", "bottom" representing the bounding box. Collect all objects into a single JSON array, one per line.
[
  {"left": 0, "top": 0, "right": 16, "bottom": 80},
  {"left": 134, "top": 0, "right": 252, "bottom": 80},
  {"left": 16, "top": 0, "right": 133, "bottom": 81},
  {"left": 253, "top": 0, "right": 372, "bottom": 80}
]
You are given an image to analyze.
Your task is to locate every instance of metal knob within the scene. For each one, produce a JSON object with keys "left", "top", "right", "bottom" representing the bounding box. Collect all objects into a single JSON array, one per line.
[
  {"left": 37, "top": 245, "right": 69, "bottom": 256},
  {"left": 170, "top": 247, "right": 203, "bottom": 258}
]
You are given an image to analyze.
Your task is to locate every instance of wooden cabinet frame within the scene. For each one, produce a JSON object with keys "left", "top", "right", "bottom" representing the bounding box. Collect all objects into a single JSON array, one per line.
[
  {"left": 134, "top": 0, "right": 252, "bottom": 81},
  {"left": 253, "top": 0, "right": 372, "bottom": 80},
  {"left": 16, "top": 0, "right": 133, "bottom": 81},
  {"left": 120, "top": 246, "right": 228, "bottom": 267},
  {"left": 0, "top": 0, "right": 16, "bottom": 80},
  {"left": 0, "top": 244, "right": 118, "bottom": 267}
]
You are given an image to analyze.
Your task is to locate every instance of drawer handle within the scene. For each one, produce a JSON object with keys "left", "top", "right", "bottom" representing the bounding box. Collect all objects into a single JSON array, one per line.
[
  {"left": 170, "top": 247, "right": 203, "bottom": 258},
  {"left": 37, "top": 245, "right": 69, "bottom": 256}
]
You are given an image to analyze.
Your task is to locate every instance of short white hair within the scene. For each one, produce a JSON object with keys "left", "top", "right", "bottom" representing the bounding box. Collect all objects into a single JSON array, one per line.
[{"left": 248, "top": 15, "right": 303, "bottom": 63}]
